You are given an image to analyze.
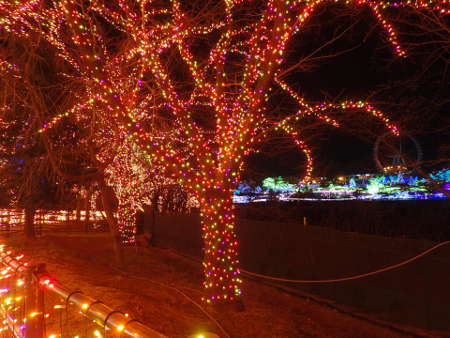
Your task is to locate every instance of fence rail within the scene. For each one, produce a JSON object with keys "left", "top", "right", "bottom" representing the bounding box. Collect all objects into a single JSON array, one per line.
[{"left": 0, "top": 244, "right": 167, "bottom": 338}]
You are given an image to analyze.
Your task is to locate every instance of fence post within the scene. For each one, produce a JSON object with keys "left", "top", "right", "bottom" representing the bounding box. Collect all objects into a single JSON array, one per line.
[{"left": 25, "top": 264, "right": 46, "bottom": 338}]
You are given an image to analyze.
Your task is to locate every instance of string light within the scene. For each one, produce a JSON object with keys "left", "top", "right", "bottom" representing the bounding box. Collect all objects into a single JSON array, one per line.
[
  {"left": 0, "top": 247, "right": 143, "bottom": 337},
  {"left": 0, "top": 0, "right": 446, "bottom": 304}
]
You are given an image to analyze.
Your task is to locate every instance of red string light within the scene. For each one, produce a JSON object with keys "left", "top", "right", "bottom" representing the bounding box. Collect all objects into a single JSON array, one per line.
[{"left": 0, "top": 0, "right": 445, "bottom": 304}]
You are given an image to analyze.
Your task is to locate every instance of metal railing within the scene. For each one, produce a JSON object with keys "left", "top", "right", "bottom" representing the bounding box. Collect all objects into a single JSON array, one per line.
[{"left": 0, "top": 245, "right": 167, "bottom": 338}]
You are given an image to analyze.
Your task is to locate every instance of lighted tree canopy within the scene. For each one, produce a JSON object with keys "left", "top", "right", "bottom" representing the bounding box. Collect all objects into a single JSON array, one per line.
[{"left": 0, "top": 0, "right": 448, "bottom": 305}]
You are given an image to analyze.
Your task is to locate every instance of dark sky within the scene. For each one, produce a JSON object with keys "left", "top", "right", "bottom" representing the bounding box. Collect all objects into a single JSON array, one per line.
[{"left": 243, "top": 5, "right": 448, "bottom": 180}]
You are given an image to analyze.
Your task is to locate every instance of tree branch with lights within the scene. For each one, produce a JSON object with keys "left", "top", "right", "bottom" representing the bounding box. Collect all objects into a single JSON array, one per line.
[{"left": 0, "top": 0, "right": 447, "bottom": 307}]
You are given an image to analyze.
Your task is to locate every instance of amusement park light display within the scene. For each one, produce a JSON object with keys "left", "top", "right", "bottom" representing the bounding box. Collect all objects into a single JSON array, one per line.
[
  {"left": 1, "top": 0, "right": 448, "bottom": 304},
  {"left": 430, "top": 169, "right": 450, "bottom": 182},
  {"left": 262, "top": 177, "right": 298, "bottom": 193},
  {"left": 236, "top": 169, "right": 449, "bottom": 202}
]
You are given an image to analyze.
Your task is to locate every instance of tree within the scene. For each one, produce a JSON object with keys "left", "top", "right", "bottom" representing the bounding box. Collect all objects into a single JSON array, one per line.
[
  {"left": 0, "top": 37, "right": 79, "bottom": 237},
  {"left": 1, "top": 1, "right": 159, "bottom": 255},
  {"left": 1, "top": 0, "right": 447, "bottom": 307},
  {"left": 93, "top": 0, "right": 444, "bottom": 306}
]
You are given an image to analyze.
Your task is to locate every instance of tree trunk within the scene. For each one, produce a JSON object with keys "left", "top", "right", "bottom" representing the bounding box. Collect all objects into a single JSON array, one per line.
[
  {"left": 84, "top": 186, "right": 92, "bottom": 232},
  {"left": 117, "top": 203, "right": 137, "bottom": 245},
  {"left": 199, "top": 190, "right": 243, "bottom": 309},
  {"left": 24, "top": 207, "right": 36, "bottom": 238},
  {"left": 151, "top": 204, "right": 156, "bottom": 240},
  {"left": 99, "top": 180, "right": 124, "bottom": 267}
]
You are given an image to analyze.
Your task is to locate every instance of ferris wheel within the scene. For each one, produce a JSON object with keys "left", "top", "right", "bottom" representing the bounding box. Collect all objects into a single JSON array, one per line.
[{"left": 373, "top": 132, "right": 423, "bottom": 173}]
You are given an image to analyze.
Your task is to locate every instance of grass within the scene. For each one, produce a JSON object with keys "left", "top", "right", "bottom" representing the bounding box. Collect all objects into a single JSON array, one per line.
[{"left": 0, "top": 231, "right": 423, "bottom": 337}]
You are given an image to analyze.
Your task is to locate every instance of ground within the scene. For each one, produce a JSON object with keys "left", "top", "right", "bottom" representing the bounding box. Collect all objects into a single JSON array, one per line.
[{"left": 0, "top": 232, "right": 440, "bottom": 337}]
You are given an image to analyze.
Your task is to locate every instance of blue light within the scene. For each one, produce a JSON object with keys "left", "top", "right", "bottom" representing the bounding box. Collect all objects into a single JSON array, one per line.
[{"left": 233, "top": 170, "right": 449, "bottom": 203}]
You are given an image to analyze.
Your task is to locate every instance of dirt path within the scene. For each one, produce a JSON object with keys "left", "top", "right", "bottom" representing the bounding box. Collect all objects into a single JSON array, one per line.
[{"left": 0, "top": 233, "right": 433, "bottom": 337}]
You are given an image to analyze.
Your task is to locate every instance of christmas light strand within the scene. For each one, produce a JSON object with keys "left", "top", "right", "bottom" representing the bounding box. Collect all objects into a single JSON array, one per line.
[{"left": 0, "top": 0, "right": 445, "bottom": 305}]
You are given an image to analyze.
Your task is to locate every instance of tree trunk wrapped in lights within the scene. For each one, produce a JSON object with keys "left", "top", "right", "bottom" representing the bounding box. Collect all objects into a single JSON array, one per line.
[{"left": 199, "top": 188, "right": 241, "bottom": 304}]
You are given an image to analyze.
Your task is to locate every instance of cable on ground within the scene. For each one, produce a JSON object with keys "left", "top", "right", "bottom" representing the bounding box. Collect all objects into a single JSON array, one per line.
[
  {"left": 113, "top": 267, "right": 231, "bottom": 338},
  {"left": 241, "top": 241, "right": 450, "bottom": 283}
]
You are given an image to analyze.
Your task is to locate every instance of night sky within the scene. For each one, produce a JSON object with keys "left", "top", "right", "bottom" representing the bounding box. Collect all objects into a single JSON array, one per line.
[{"left": 244, "top": 5, "right": 448, "bottom": 180}]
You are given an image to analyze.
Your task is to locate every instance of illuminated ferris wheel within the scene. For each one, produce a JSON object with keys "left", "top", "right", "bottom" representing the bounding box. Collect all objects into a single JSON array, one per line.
[{"left": 373, "top": 132, "right": 423, "bottom": 173}]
